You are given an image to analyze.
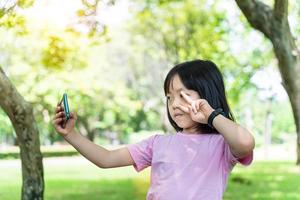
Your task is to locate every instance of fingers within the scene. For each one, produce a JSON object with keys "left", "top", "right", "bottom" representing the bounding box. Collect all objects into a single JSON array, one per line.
[
  {"left": 70, "top": 112, "right": 75, "bottom": 117},
  {"left": 187, "top": 105, "right": 196, "bottom": 114},
  {"left": 178, "top": 105, "right": 189, "bottom": 113},
  {"left": 53, "top": 118, "right": 66, "bottom": 134},
  {"left": 52, "top": 110, "right": 65, "bottom": 128},
  {"left": 55, "top": 105, "right": 63, "bottom": 113},
  {"left": 179, "top": 104, "right": 196, "bottom": 115},
  {"left": 181, "top": 91, "right": 198, "bottom": 113},
  {"left": 180, "top": 91, "right": 193, "bottom": 104},
  {"left": 53, "top": 118, "right": 64, "bottom": 131},
  {"left": 55, "top": 111, "right": 65, "bottom": 118},
  {"left": 196, "top": 104, "right": 199, "bottom": 111},
  {"left": 191, "top": 101, "right": 197, "bottom": 114},
  {"left": 69, "top": 112, "right": 77, "bottom": 121},
  {"left": 53, "top": 116, "right": 63, "bottom": 123},
  {"left": 71, "top": 111, "right": 77, "bottom": 117},
  {"left": 187, "top": 105, "right": 193, "bottom": 114},
  {"left": 53, "top": 118, "right": 63, "bottom": 125},
  {"left": 196, "top": 100, "right": 200, "bottom": 110},
  {"left": 195, "top": 99, "right": 206, "bottom": 110}
]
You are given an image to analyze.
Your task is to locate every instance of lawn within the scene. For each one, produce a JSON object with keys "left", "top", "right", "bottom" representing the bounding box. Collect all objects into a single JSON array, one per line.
[{"left": 0, "top": 157, "right": 299, "bottom": 200}]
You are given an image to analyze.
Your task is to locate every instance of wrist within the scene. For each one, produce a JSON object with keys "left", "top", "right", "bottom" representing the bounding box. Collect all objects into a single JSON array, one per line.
[
  {"left": 206, "top": 108, "right": 215, "bottom": 121},
  {"left": 207, "top": 108, "right": 224, "bottom": 128},
  {"left": 63, "top": 130, "right": 77, "bottom": 140}
]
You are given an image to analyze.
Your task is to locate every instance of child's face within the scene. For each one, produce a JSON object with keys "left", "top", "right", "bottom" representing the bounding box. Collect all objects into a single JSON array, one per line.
[{"left": 166, "top": 74, "right": 200, "bottom": 133}]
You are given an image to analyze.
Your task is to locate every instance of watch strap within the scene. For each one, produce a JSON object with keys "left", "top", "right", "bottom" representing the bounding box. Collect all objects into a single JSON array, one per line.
[{"left": 207, "top": 108, "right": 224, "bottom": 128}]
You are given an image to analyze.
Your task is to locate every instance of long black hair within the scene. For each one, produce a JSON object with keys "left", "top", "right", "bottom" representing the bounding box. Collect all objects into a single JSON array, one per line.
[{"left": 164, "top": 59, "right": 234, "bottom": 134}]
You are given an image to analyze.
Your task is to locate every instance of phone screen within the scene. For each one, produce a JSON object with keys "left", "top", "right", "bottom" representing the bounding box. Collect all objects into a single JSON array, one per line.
[{"left": 60, "top": 93, "right": 70, "bottom": 128}]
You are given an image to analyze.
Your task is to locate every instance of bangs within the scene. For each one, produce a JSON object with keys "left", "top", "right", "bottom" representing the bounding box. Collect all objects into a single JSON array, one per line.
[{"left": 164, "top": 68, "right": 178, "bottom": 95}]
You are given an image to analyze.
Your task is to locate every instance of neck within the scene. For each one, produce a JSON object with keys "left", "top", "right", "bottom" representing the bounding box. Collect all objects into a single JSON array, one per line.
[{"left": 182, "top": 127, "right": 199, "bottom": 134}]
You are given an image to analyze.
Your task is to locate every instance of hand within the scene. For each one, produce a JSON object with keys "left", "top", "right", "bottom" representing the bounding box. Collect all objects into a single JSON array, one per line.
[
  {"left": 179, "top": 91, "right": 215, "bottom": 124},
  {"left": 53, "top": 102, "right": 77, "bottom": 138}
]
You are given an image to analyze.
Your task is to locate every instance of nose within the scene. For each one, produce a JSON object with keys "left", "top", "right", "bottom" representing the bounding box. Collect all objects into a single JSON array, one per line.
[{"left": 171, "top": 97, "right": 182, "bottom": 110}]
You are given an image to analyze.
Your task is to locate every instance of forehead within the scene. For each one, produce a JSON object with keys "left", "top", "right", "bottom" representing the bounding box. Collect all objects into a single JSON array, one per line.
[{"left": 168, "top": 74, "right": 186, "bottom": 93}]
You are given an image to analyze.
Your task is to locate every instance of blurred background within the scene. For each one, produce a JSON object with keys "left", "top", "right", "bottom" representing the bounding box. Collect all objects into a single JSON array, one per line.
[{"left": 0, "top": 0, "right": 300, "bottom": 199}]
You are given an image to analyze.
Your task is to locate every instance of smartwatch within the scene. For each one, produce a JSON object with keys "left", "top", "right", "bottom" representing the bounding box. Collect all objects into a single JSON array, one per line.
[{"left": 207, "top": 108, "right": 225, "bottom": 128}]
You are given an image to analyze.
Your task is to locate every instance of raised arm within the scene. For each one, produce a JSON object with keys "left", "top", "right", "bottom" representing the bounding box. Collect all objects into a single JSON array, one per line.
[
  {"left": 53, "top": 105, "right": 134, "bottom": 168},
  {"left": 180, "top": 91, "right": 255, "bottom": 159},
  {"left": 63, "top": 131, "right": 134, "bottom": 168},
  {"left": 212, "top": 115, "right": 255, "bottom": 159}
]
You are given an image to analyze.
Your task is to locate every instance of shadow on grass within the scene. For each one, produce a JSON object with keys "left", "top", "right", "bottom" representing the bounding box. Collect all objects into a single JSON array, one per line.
[{"left": 224, "top": 162, "right": 300, "bottom": 200}]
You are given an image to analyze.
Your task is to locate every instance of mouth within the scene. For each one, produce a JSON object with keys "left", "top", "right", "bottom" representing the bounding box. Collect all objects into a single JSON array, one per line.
[{"left": 174, "top": 113, "right": 184, "bottom": 118}]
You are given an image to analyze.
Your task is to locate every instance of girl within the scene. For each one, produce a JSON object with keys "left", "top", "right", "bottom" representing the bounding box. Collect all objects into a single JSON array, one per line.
[{"left": 53, "top": 59, "right": 254, "bottom": 200}]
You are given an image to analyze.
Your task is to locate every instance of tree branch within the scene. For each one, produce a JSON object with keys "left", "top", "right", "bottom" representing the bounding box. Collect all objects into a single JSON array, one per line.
[
  {"left": 274, "top": 0, "right": 288, "bottom": 22},
  {"left": 235, "top": 0, "right": 274, "bottom": 39}
]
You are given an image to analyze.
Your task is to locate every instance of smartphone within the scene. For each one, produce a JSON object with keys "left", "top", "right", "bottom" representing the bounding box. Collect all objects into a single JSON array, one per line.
[{"left": 60, "top": 93, "right": 70, "bottom": 128}]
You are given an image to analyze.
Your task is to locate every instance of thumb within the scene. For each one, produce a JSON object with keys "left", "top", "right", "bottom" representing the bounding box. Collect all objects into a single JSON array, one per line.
[{"left": 70, "top": 112, "right": 77, "bottom": 120}]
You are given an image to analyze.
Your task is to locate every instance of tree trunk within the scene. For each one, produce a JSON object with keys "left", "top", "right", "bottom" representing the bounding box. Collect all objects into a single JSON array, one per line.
[
  {"left": 0, "top": 67, "right": 44, "bottom": 199},
  {"left": 235, "top": 0, "right": 300, "bottom": 165}
]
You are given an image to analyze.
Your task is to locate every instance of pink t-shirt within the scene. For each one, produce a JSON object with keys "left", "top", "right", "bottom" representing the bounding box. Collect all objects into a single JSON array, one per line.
[{"left": 127, "top": 131, "right": 253, "bottom": 200}]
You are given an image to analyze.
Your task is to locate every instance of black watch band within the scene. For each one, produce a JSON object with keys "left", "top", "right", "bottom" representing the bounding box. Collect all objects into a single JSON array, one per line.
[{"left": 207, "top": 108, "right": 224, "bottom": 128}]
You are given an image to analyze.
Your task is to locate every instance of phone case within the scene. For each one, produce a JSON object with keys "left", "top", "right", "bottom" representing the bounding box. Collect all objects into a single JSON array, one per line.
[{"left": 60, "top": 93, "right": 70, "bottom": 128}]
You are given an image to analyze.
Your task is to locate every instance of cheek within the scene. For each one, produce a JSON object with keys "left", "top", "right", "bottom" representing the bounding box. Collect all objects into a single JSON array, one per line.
[
  {"left": 167, "top": 104, "right": 173, "bottom": 113},
  {"left": 190, "top": 92, "right": 201, "bottom": 100}
]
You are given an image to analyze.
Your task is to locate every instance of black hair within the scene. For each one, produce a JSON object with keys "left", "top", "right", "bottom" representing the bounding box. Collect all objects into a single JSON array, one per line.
[{"left": 164, "top": 59, "right": 234, "bottom": 134}]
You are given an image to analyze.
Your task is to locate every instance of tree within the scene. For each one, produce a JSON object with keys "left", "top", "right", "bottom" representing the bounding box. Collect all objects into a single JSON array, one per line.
[
  {"left": 235, "top": 0, "right": 300, "bottom": 164},
  {"left": 0, "top": 68, "right": 44, "bottom": 200},
  {"left": 0, "top": 1, "right": 44, "bottom": 199}
]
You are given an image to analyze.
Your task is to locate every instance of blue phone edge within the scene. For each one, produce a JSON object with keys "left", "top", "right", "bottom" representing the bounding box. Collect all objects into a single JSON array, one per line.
[{"left": 63, "top": 93, "right": 70, "bottom": 120}]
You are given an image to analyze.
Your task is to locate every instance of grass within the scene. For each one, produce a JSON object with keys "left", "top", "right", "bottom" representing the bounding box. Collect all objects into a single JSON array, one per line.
[
  {"left": 224, "top": 161, "right": 300, "bottom": 199},
  {"left": 0, "top": 157, "right": 300, "bottom": 200}
]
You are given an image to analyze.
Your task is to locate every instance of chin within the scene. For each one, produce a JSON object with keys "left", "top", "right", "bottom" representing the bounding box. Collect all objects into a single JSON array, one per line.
[
  {"left": 176, "top": 121, "right": 195, "bottom": 130},
  {"left": 176, "top": 122, "right": 187, "bottom": 128}
]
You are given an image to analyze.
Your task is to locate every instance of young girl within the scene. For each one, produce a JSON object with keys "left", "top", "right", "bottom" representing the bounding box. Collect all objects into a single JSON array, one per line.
[{"left": 53, "top": 59, "right": 254, "bottom": 200}]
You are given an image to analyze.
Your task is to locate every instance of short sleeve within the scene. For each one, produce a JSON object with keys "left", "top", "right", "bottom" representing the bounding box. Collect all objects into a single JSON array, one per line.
[
  {"left": 223, "top": 141, "right": 253, "bottom": 172},
  {"left": 127, "top": 135, "right": 157, "bottom": 172}
]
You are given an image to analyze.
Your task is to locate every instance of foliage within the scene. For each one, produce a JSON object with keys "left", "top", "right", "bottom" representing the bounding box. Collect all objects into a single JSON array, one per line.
[
  {"left": 0, "top": 0, "right": 35, "bottom": 34},
  {"left": 129, "top": 0, "right": 272, "bottom": 107},
  {"left": 235, "top": 88, "right": 296, "bottom": 145},
  {"left": 0, "top": 0, "right": 298, "bottom": 145}
]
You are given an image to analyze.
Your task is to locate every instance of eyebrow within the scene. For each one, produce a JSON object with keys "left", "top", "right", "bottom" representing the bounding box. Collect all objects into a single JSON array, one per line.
[
  {"left": 167, "top": 88, "right": 187, "bottom": 94},
  {"left": 175, "top": 88, "right": 184, "bottom": 92}
]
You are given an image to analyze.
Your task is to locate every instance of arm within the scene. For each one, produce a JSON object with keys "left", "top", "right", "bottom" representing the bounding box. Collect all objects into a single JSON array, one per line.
[
  {"left": 212, "top": 114, "right": 255, "bottom": 159},
  {"left": 64, "top": 131, "right": 134, "bottom": 168},
  {"left": 180, "top": 91, "right": 255, "bottom": 159},
  {"left": 53, "top": 104, "right": 134, "bottom": 168}
]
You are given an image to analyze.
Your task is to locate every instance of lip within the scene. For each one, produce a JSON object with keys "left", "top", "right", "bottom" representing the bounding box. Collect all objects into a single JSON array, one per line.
[{"left": 174, "top": 113, "right": 184, "bottom": 118}]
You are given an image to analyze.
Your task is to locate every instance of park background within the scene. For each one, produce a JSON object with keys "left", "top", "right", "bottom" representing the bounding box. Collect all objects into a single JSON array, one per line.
[{"left": 0, "top": 0, "right": 300, "bottom": 199}]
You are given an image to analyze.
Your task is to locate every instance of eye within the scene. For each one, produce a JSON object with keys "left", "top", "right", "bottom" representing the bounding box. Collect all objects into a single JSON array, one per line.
[
  {"left": 180, "top": 93, "right": 189, "bottom": 98},
  {"left": 166, "top": 96, "right": 174, "bottom": 102}
]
